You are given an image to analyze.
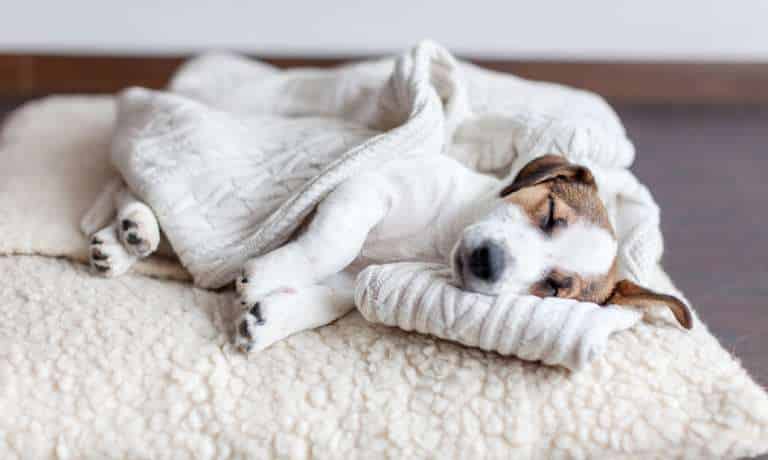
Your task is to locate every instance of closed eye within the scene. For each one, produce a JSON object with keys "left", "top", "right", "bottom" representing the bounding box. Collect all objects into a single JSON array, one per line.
[
  {"left": 543, "top": 275, "right": 573, "bottom": 297},
  {"left": 540, "top": 195, "right": 567, "bottom": 234},
  {"left": 544, "top": 277, "right": 559, "bottom": 296}
]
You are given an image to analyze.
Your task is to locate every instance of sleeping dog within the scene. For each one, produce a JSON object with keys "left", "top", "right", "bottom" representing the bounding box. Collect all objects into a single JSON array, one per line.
[{"left": 89, "top": 154, "right": 692, "bottom": 352}]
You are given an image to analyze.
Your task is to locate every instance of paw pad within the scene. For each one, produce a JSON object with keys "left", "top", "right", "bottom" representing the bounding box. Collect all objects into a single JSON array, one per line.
[
  {"left": 126, "top": 232, "right": 142, "bottom": 245},
  {"left": 239, "top": 320, "right": 251, "bottom": 339},
  {"left": 249, "top": 303, "right": 266, "bottom": 325}
]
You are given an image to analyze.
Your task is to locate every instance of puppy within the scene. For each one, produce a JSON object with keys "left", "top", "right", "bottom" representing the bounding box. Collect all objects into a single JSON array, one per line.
[{"left": 88, "top": 154, "right": 691, "bottom": 352}]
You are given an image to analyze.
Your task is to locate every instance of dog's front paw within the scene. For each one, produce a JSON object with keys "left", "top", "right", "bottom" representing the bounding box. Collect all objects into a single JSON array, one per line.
[
  {"left": 117, "top": 209, "right": 160, "bottom": 258},
  {"left": 89, "top": 225, "right": 137, "bottom": 277}
]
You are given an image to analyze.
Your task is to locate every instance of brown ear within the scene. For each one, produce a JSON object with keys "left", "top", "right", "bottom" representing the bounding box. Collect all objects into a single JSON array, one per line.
[
  {"left": 500, "top": 154, "right": 596, "bottom": 197},
  {"left": 606, "top": 279, "right": 693, "bottom": 330}
]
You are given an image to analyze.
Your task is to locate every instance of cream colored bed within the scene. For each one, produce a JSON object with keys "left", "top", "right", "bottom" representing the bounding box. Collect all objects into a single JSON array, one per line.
[{"left": 1, "top": 93, "right": 767, "bottom": 459}]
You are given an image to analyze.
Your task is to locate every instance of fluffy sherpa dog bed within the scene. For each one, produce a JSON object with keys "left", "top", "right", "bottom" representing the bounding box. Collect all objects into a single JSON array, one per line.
[{"left": 1, "top": 45, "right": 768, "bottom": 459}]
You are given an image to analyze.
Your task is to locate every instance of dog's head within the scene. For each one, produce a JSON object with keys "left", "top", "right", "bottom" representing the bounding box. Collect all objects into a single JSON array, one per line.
[{"left": 451, "top": 155, "right": 692, "bottom": 329}]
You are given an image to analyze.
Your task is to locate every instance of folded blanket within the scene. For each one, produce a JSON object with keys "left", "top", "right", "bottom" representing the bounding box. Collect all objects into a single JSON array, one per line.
[{"left": 356, "top": 263, "right": 642, "bottom": 371}]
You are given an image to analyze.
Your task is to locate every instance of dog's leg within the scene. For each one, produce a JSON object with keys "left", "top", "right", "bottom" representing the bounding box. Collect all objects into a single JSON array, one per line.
[
  {"left": 114, "top": 187, "right": 160, "bottom": 258},
  {"left": 236, "top": 179, "right": 386, "bottom": 302},
  {"left": 235, "top": 178, "right": 387, "bottom": 348},
  {"left": 234, "top": 273, "right": 356, "bottom": 352}
]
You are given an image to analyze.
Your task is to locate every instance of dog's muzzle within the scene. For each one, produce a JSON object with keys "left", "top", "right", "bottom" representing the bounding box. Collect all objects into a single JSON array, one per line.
[
  {"left": 453, "top": 237, "right": 514, "bottom": 294},
  {"left": 451, "top": 203, "right": 550, "bottom": 296},
  {"left": 462, "top": 240, "right": 507, "bottom": 283}
]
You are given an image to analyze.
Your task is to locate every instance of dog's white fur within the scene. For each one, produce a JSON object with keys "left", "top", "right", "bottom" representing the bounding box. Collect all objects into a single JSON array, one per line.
[
  {"left": 549, "top": 222, "right": 617, "bottom": 275},
  {"left": 90, "top": 155, "right": 616, "bottom": 352},
  {"left": 455, "top": 204, "right": 616, "bottom": 296}
]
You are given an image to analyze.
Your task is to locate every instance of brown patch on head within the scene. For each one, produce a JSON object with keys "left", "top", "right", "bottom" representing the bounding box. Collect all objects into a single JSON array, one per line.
[
  {"left": 501, "top": 155, "right": 611, "bottom": 235},
  {"left": 500, "top": 155, "right": 617, "bottom": 303},
  {"left": 483, "top": 154, "right": 693, "bottom": 330},
  {"left": 500, "top": 154, "right": 596, "bottom": 197}
]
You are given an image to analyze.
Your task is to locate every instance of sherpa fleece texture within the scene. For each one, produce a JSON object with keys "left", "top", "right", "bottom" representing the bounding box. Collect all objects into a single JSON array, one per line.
[
  {"left": 1, "top": 255, "right": 767, "bottom": 459},
  {"left": 1, "top": 94, "right": 768, "bottom": 460}
]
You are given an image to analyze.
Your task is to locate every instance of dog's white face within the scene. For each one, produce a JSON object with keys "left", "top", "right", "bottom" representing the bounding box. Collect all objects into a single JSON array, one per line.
[
  {"left": 451, "top": 155, "right": 619, "bottom": 303},
  {"left": 453, "top": 202, "right": 617, "bottom": 297},
  {"left": 450, "top": 155, "right": 692, "bottom": 330}
]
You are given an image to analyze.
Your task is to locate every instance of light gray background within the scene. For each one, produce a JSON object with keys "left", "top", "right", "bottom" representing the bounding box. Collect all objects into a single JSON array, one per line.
[{"left": 1, "top": 0, "right": 767, "bottom": 60}]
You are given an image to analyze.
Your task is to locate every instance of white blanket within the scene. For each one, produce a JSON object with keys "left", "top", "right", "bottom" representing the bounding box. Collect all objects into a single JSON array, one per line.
[
  {"left": 2, "top": 95, "right": 768, "bottom": 459},
  {"left": 86, "top": 41, "right": 650, "bottom": 291}
]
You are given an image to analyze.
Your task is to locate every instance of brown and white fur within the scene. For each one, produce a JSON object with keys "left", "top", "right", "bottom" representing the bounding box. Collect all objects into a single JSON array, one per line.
[{"left": 89, "top": 154, "right": 692, "bottom": 353}]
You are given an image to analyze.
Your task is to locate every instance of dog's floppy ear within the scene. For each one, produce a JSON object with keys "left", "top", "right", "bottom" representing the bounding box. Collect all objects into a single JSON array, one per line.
[
  {"left": 500, "top": 154, "right": 596, "bottom": 197},
  {"left": 606, "top": 279, "right": 693, "bottom": 329}
]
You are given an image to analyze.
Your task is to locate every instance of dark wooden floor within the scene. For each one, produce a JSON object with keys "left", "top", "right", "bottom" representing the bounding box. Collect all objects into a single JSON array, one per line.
[
  {"left": 2, "top": 100, "right": 766, "bottom": 388},
  {"left": 624, "top": 105, "right": 768, "bottom": 390}
]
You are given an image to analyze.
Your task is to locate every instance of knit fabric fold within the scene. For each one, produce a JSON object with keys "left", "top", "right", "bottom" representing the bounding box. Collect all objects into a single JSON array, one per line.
[{"left": 355, "top": 263, "right": 642, "bottom": 370}]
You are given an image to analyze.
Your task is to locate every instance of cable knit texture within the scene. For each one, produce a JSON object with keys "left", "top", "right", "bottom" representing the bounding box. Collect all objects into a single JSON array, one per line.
[
  {"left": 107, "top": 42, "right": 462, "bottom": 288},
  {"left": 355, "top": 263, "right": 642, "bottom": 371}
]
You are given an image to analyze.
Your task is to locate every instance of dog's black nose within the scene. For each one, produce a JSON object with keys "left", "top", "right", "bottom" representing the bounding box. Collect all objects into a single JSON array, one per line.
[{"left": 467, "top": 241, "right": 506, "bottom": 282}]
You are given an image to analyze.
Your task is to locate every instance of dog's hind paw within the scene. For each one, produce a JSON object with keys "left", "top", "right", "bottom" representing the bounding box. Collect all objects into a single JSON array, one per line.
[
  {"left": 234, "top": 302, "right": 267, "bottom": 353},
  {"left": 233, "top": 289, "right": 297, "bottom": 353},
  {"left": 117, "top": 207, "right": 160, "bottom": 258},
  {"left": 89, "top": 224, "right": 137, "bottom": 277}
]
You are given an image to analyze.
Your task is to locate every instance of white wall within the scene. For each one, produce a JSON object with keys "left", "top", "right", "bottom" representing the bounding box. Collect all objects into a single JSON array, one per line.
[{"left": 2, "top": 0, "right": 767, "bottom": 60}]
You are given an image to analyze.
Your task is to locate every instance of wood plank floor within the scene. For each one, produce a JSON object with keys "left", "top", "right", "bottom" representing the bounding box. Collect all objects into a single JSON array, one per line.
[
  {"left": 2, "top": 99, "right": 767, "bottom": 441},
  {"left": 623, "top": 105, "right": 768, "bottom": 389}
]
